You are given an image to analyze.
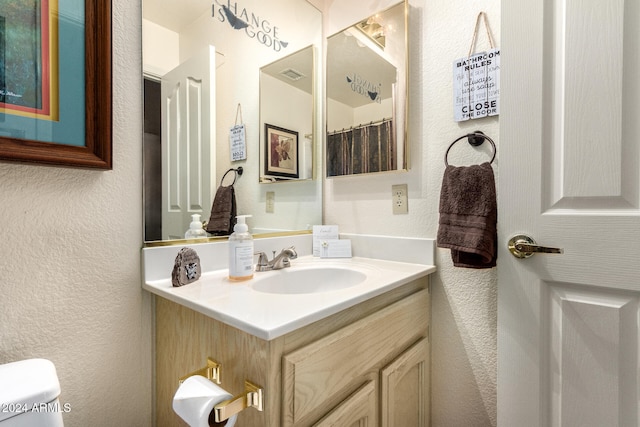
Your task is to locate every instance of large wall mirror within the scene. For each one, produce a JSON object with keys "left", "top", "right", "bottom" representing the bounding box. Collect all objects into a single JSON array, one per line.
[
  {"left": 326, "top": 1, "right": 408, "bottom": 177},
  {"left": 142, "top": 0, "right": 323, "bottom": 243}
]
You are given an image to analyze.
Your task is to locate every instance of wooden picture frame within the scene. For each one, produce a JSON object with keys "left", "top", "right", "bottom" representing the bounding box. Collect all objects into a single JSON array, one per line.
[
  {"left": 0, "top": 0, "right": 112, "bottom": 169},
  {"left": 265, "top": 123, "right": 299, "bottom": 179}
]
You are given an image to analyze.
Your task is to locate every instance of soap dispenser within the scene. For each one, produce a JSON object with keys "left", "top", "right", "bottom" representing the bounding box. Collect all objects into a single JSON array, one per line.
[
  {"left": 228, "top": 215, "right": 254, "bottom": 281},
  {"left": 185, "top": 214, "right": 207, "bottom": 239}
]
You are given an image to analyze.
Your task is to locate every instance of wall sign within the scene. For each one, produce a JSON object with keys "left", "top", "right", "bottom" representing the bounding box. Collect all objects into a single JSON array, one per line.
[
  {"left": 211, "top": 1, "right": 289, "bottom": 52},
  {"left": 229, "top": 124, "right": 247, "bottom": 161},
  {"left": 346, "top": 73, "right": 381, "bottom": 103},
  {"left": 453, "top": 48, "right": 500, "bottom": 122}
]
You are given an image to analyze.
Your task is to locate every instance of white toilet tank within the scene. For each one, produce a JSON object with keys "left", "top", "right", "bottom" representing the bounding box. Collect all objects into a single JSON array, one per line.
[{"left": 0, "top": 359, "right": 64, "bottom": 427}]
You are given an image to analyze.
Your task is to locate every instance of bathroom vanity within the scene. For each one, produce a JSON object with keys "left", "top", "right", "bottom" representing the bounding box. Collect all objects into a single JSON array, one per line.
[
  {"left": 143, "top": 235, "right": 435, "bottom": 426},
  {"left": 155, "top": 278, "right": 429, "bottom": 426}
]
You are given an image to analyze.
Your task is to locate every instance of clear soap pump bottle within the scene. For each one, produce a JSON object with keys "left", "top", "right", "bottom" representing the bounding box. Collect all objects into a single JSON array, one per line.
[
  {"left": 228, "top": 215, "right": 254, "bottom": 281},
  {"left": 184, "top": 214, "right": 207, "bottom": 239}
]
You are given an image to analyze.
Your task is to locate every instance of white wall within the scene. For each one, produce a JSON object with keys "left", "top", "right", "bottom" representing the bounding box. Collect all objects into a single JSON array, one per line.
[
  {"left": 142, "top": 19, "right": 180, "bottom": 78},
  {"left": 324, "top": 0, "right": 500, "bottom": 425},
  {"left": 0, "top": 1, "right": 152, "bottom": 426}
]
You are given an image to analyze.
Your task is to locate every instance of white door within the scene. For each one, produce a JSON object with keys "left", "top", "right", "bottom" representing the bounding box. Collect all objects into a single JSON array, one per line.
[
  {"left": 498, "top": 1, "right": 640, "bottom": 426},
  {"left": 161, "top": 46, "right": 216, "bottom": 240}
]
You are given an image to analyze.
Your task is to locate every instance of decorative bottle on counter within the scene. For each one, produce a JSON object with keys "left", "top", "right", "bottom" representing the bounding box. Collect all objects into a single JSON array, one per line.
[{"left": 228, "top": 215, "right": 254, "bottom": 281}]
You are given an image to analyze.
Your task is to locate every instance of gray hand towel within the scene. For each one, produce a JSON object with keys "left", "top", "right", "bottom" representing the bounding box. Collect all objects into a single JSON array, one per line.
[
  {"left": 437, "top": 162, "right": 497, "bottom": 268},
  {"left": 205, "top": 185, "right": 237, "bottom": 236}
]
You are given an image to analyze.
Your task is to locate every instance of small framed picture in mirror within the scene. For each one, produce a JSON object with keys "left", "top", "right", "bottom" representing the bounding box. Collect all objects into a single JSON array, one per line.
[{"left": 265, "top": 124, "right": 299, "bottom": 179}]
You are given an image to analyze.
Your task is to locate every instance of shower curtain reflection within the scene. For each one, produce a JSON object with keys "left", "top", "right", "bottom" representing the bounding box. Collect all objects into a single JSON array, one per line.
[{"left": 327, "top": 119, "right": 394, "bottom": 177}]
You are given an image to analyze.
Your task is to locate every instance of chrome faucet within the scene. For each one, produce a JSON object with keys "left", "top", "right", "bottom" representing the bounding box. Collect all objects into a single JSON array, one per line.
[{"left": 255, "top": 246, "right": 298, "bottom": 271}]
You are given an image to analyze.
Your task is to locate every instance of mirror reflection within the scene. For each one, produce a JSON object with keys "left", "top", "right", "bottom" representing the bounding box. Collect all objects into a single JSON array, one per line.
[
  {"left": 142, "top": 0, "right": 322, "bottom": 243},
  {"left": 326, "top": 1, "right": 407, "bottom": 177},
  {"left": 260, "top": 46, "right": 315, "bottom": 182}
]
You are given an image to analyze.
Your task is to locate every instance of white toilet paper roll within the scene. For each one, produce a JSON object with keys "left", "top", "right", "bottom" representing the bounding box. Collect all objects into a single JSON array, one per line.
[{"left": 173, "top": 375, "right": 237, "bottom": 427}]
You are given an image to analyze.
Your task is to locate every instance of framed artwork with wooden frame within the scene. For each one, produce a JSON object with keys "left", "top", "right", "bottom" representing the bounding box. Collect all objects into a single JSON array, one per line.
[
  {"left": 0, "top": 0, "right": 112, "bottom": 169},
  {"left": 265, "top": 123, "right": 299, "bottom": 179}
]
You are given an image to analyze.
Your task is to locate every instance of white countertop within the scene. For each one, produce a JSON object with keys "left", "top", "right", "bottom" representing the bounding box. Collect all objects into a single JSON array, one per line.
[{"left": 143, "top": 255, "right": 435, "bottom": 340}]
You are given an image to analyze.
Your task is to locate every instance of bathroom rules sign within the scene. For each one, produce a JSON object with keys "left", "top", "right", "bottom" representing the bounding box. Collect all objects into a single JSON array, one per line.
[
  {"left": 229, "top": 124, "right": 247, "bottom": 161},
  {"left": 453, "top": 48, "right": 500, "bottom": 121}
]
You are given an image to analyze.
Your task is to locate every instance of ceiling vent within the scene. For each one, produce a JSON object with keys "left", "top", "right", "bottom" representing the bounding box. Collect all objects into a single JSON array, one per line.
[{"left": 279, "top": 68, "right": 306, "bottom": 81}]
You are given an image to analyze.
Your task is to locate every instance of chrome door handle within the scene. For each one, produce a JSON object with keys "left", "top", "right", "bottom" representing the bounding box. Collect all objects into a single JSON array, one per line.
[{"left": 508, "top": 234, "right": 564, "bottom": 259}]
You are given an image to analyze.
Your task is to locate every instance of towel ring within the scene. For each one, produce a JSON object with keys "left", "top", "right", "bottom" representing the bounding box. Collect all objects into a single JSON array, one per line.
[
  {"left": 444, "top": 131, "right": 496, "bottom": 166},
  {"left": 221, "top": 167, "right": 243, "bottom": 186}
]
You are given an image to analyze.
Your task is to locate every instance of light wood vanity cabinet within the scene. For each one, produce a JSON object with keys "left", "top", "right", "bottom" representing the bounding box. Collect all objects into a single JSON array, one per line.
[{"left": 155, "top": 276, "right": 430, "bottom": 426}]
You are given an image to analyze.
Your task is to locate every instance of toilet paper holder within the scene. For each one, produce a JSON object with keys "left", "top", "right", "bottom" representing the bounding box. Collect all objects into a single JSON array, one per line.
[
  {"left": 178, "top": 357, "right": 264, "bottom": 423},
  {"left": 213, "top": 380, "right": 264, "bottom": 423},
  {"left": 179, "top": 357, "right": 222, "bottom": 385}
]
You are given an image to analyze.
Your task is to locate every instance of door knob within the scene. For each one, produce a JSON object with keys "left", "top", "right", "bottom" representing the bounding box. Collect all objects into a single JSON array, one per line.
[{"left": 508, "top": 234, "right": 564, "bottom": 259}]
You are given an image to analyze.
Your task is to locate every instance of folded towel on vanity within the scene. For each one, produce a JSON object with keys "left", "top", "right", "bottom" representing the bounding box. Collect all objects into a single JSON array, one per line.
[
  {"left": 437, "top": 162, "right": 497, "bottom": 268},
  {"left": 205, "top": 185, "right": 237, "bottom": 236}
]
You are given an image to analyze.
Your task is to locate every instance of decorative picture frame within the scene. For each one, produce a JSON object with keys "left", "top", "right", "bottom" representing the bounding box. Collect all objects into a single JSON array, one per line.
[
  {"left": 265, "top": 123, "right": 299, "bottom": 179},
  {"left": 0, "top": 0, "right": 112, "bottom": 169}
]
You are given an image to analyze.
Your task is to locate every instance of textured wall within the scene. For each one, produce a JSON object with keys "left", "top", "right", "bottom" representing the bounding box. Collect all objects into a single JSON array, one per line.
[
  {"left": 0, "top": 1, "right": 152, "bottom": 426},
  {"left": 324, "top": 0, "right": 500, "bottom": 425}
]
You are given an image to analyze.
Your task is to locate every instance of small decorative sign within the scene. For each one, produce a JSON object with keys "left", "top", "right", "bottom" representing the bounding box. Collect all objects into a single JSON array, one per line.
[
  {"left": 172, "top": 247, "right": 202, "bottom": 287},
  {"left": 320, "top": 240, "right": 353, "bottom": 258},
  {"left": 229, "top": 124, "right": 247, "bottom": 161},
  {"left": 313, "top": 225, "right": 339, "bottom": 257},
  {"left": 453, "top": 48, "right": 500, "bottom": 122}
]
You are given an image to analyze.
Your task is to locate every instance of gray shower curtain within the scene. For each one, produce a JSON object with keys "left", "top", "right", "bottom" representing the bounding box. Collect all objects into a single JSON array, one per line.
[{"left": 327, "top": 119, "right": 394, "bottom": 176}]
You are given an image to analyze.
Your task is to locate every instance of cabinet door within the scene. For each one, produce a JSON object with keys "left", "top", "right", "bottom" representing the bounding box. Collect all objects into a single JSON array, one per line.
[
  {"left": 381, "top": 338, "right": 430, "bottom": 427},
  {"left": 313, "top": 381, "right": 377, "bottom": 427},
  {"left": 282, "top": 289, "right": 429, "bottom": 425}
]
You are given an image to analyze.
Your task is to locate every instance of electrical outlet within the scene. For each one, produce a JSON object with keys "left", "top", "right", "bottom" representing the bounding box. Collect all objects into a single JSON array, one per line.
[
  {"left": 266, "top": 191, "right": 275, "bottom": 213},
  {"left": 392, "top": 184, "right": 408, "bottom": 214}
]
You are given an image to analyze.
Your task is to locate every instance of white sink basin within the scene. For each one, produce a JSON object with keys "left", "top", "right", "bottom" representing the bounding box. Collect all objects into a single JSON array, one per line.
[{"left": 251, "top": 267, "right": 367, "bottom": 294}]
